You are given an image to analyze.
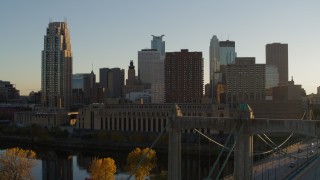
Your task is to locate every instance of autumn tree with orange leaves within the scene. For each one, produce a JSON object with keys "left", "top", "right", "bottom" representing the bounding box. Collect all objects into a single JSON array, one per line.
[
  {"left": 0, "top": 147, "right": 37, "bottom": 180},
  {"left": 89, "top": 157, "right": 117, "bottom": 180},
  {"left": 126, "top": 148, "right": 157, "bottom": 180}
]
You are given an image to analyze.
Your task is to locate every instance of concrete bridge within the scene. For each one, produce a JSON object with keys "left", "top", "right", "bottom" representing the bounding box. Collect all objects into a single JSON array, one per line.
[{"left": 167, "top": 105, "right": 320, "bottom": 180}]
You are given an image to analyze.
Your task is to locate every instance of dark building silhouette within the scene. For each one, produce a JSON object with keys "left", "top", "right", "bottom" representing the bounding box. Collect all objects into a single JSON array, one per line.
[
  {"left": 28, "top": 91, "right": 41, "bottom": 105},
  {"left": 266, "top": 43, "right": 288, "bottom": 83},
  {"left": 0, "top": 80, "right": 20, "bottom": 103},
  {"left": 123, "top": 60, "right": 145, "bottom": 97},
  {"left": 72, "top": 71, "right": 96, "bottom": 104},
  {"left": 99, "top": 68, "right": 125, "bottom": 98},
  {"left": 165, "top": 49, "right": 203, "bottom": 103},
  {"left": 42, "top": 152, "right": 73, "bottom": 180}
]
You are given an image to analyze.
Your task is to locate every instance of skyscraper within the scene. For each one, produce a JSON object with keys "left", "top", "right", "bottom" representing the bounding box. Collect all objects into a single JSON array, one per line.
[
  {"left": 226, "top": 57, "right": 265, "bottom": 106},
  {"left": 151, "top": 35, "right": 165, "bottom": 56},
  {"left": 41, "top": 22, "right": 72, "bottom": 109},
  {"left": 266, "top": 43, "right": 288, "bottom": 83},
  {"left": 138, "top": 49, "right": 161, "bottom": 85},
  {"left": 219, "top": 40, "right": 236, "bottom": 65},
  {"left": 209, "top": 35, "right": 221, "bottom": 102},
  {"left": 138, "top": 49, "right": 165, "bottom": 103},
  {"left": 165, "top": 49, "right": 203, "bottom": 103},
  {"left": 99, "top": 68, "right": 125, "bottom": 98}
]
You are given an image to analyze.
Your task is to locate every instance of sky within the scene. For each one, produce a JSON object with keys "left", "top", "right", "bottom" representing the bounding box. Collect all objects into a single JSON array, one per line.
[{"left": 0, "top": 0, "right": 320, "bottom": 95}]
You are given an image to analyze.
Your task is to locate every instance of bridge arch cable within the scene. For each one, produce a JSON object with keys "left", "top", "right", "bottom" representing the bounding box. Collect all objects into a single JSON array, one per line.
[
  {"left": 206, "top": 123, "right": 238, "bottom": 179},
  {"left": 253, "top": 133, "right": 294, "bottom": 155},
  {"left": 194, "top": 109, "right": 308, "bottom": 155},
  {"left": 214, "top": 123, "right": 246, "bottom": 180},
  {"left": 254, "top": 110, "right": 308, "bottom": 156},
  {"left": 194, "top": 128, "right": 297, "bottom": 156},
  {"left": 257, "top": 134, "right": 307, "bottom": 159},
  {"left": 193, "top": 129, "right": 231, "bottom": 150}
]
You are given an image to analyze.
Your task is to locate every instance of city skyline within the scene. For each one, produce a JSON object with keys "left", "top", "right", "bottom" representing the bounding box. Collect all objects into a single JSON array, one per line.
[{"left": 1, "top": 1, "right": 320, "bottom": 95}]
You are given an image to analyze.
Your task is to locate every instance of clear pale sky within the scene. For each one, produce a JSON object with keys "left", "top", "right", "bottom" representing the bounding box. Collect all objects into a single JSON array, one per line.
[{"left": 1, "top": 1, "right": 319, "bottom": 95}]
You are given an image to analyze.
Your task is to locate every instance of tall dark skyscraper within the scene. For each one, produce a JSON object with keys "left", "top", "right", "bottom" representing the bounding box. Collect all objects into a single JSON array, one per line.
[
  {"left": 99, "top": 68, "right": 125, "bottom": 98},
  {"left": 266, "top": 43, "right": 288, "bottom": 83},
  {"left": 165, "top": 49, "right": 203, "bottom": 103},
  {"left": 41, "top": 22, "right": 72, "bottom": 109}
]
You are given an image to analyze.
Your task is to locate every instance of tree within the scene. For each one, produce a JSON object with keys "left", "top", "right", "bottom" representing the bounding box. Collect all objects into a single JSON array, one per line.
[
  {"left": 89, "top": 157, "right": 117, "bottom": 180},
  {"left": 126, "top": 148, "right": 157, "bottom": 180},
  {"left": 0, "top": 147, "right": 37, "bottom": 180}
]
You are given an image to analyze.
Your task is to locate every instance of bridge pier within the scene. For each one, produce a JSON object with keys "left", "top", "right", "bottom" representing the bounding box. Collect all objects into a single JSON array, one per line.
[
  {"left": 168, "top": 105, "right": 182, "bottom": 180},
  {"left": 234, "top": 117, "right": 253, "bottom": 180}
]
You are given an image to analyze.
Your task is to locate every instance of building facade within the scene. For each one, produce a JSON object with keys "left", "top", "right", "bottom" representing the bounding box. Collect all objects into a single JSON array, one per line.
[
  {"left": 72, "top": 71, "right": 96, "bottom": 104},
  {"left": 138, "top": 49, "right": 165, "bottom": 103},
  {"left": 0, "top": 80, "right": 20, "bottom": 103},
  {"left": 165, "top": 49, "right": 203, "bottom": 103},
  {"left": 76, "top": 103, "right": 231, "bottom": 134},
  {"left": 99, "top": 68, "right": 125, "bottom": 98},
  {"left": 219, "top": 40, "right": 236, "bottom": 65},
  {"left": 41, "top": 22, "right": 72, "bottom": 109},
  {"left": 266, "top": 43, "right": 288, "bottom": 83},
  {"left": 265, "top": 65, "right": 279, "bottom": 89},
  {"left": 151, "top": 35, "right": 165, "bottom": 56},
  {"left": 226, "top": 57, "right": 266, "bottom": 106},
  {"left": 138, "top": 49, "right": 162, "bottom": 85},
  {"left": 14, "top": 107, "right": 68, "bottom": 127},
  {"left": 123, "top": 61, "right": 145, "bottom": 97},
  {"left": 209, "top": 35, "right": 221, "bottom": 102}
]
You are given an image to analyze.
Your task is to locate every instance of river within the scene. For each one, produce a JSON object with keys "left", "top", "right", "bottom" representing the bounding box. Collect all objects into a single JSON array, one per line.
[{"left": 0, "top": 143, "right": 233, "bottom": 179}]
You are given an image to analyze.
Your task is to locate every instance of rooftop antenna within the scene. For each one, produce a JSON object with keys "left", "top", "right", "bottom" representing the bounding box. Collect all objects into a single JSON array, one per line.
[
  {"left": 92, "top": 63, "right": 94, "bottom": 72},
  {"left": 49, "top": 18, "right": 52, "bottom": 23},
  {"left": 227, "top": 34, "right": 229, "bottom": 40}
]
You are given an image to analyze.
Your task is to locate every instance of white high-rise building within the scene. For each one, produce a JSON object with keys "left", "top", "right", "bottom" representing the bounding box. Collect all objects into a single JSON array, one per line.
[
  {"left": 151, "top": 35, "right": 165, "bottom": 57},
  {"left": 138, "top": 49, "right": 164, "bottom": 103},
  {"left": 41, "top": 22, "right": 72, "bottom": 109}
]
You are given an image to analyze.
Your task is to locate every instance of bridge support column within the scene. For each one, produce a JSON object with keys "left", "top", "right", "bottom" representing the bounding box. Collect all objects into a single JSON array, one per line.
[
  {"left": 234, "top": 120, "right": 253, "bottom": 180},
  {"left": 168, "top": 104, "right": 182, "bottom": 180}
]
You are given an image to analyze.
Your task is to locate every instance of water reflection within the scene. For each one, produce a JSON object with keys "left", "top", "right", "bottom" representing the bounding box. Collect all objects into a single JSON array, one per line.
[{"left": 1, "top": 145, "right": 233, "bottom": 179}]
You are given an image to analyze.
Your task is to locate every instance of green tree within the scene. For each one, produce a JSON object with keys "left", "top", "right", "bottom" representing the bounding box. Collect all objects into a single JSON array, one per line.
[
  {"left": 0, "top": 147, "right": 37, "bottom": 180},
  {"left": 89, "top": 157, "right": 117, "bottom": 180},
  {"left": 126, "top": 148, "right": 157, "bottom": 180}
]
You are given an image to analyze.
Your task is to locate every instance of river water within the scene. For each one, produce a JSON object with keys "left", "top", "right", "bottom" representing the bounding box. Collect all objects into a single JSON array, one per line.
[{"left": 0, "top": 143, "right": 233, "bottom": 179}]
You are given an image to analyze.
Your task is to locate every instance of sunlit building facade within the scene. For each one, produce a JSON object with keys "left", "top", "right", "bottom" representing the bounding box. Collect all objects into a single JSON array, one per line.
[{"left": 41, "top": 22, "right": 72, "bottom": 109}]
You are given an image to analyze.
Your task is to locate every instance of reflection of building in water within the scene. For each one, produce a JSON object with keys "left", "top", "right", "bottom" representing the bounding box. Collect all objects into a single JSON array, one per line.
[
  {"left": 42, "top": 151, "right": 73, "bottom": 180},
  {"left": 181, "top": 154, "right": 233, "bottom": 179},
  {"left": 76, "top": 154, "right": 92, "bottom": 171}
]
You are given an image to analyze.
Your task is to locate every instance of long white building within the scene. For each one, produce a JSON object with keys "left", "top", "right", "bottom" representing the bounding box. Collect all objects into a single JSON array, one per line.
[{"left": 76, "top": 103, "right": 231, "bottom": 134}]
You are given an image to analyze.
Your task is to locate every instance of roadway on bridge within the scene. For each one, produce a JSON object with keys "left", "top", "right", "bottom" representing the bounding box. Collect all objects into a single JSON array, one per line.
[{"left": 253, "top": 139, "right": 319, "bottom": 179}]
